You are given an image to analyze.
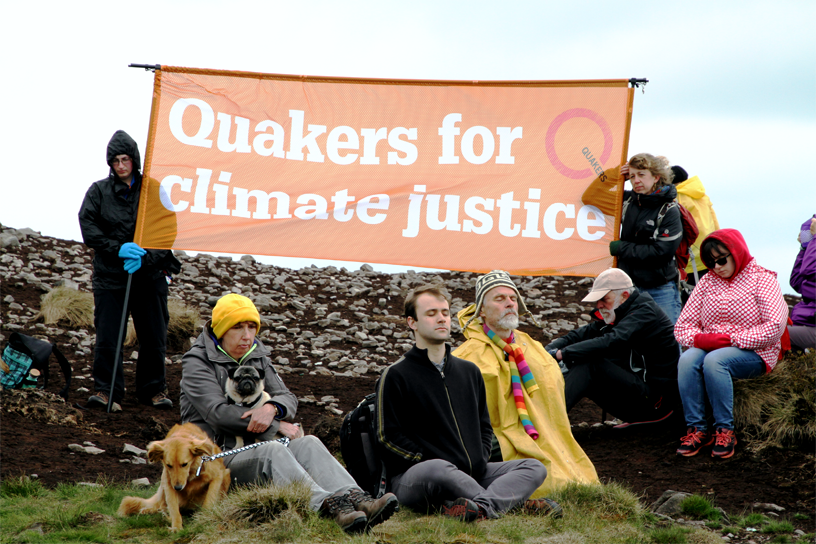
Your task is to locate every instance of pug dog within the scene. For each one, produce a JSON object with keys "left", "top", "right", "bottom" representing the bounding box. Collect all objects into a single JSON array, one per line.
[{"left": 225, "top": 366, "right": 274, "bottom": 448}]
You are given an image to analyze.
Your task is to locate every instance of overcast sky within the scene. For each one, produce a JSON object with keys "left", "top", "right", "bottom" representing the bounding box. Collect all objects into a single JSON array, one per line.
[{"left": 2, "top": 0, "right": 813, "bottom": 293}]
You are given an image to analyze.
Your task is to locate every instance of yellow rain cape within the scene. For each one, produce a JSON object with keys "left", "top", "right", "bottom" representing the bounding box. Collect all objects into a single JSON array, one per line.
[
  {"left": 675, "top": 175, "right": 720, "bottom": 274},
  {"left": 454, "top": 304, "right": 598, "bottom": 497}
]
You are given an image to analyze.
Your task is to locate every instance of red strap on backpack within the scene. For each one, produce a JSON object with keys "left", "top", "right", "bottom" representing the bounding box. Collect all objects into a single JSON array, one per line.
[{"left": 675, "top": 204, "right": 699, "bottom": 276}]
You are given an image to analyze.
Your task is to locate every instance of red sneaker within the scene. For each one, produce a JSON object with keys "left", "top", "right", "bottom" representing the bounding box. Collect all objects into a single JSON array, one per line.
[
  {"left": 676, "top": 427, "right": 714, "bottom": 457},
  {"left": 441, "top": 498, "right": 480, "bottom": 522},
  {"left": 711, "top": 428, "right": 737, "bottom": 459}
]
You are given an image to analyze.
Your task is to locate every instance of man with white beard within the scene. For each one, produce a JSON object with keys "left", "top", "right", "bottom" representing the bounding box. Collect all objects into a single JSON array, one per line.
[
  {"left": 546, "top": 268, "right": 680, "bottom": 428},
  {"left": 454, "top": 271, "right": 599, "bottom": 498}
]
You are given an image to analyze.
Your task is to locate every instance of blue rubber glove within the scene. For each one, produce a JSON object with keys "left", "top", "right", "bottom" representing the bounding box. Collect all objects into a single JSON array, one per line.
[
  {"left": 123, "top": 257, "right": 142, "bottom": 274},
  {"left": 118, "top": 242, "right": 146, "bottom": 260}
]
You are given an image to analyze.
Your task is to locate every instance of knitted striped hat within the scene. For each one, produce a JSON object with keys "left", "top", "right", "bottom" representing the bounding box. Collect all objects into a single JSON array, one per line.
[{"left": 463, "top": 270, "right": 533, "bottom": 330}]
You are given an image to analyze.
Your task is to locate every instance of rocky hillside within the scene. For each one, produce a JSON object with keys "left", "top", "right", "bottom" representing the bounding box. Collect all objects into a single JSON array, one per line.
[{"left": 0, "top": 223, "right": 604, "bottom": 383}]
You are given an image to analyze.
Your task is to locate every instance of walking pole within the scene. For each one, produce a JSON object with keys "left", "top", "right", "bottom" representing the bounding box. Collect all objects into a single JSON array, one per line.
[{"left": 107, "top": 273, "right": 133, "bottom": 413}]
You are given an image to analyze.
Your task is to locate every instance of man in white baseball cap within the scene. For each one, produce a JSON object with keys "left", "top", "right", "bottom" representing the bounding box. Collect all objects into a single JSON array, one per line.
[{"left": 546, "top": 268, "right": 681, "bottom": 429}]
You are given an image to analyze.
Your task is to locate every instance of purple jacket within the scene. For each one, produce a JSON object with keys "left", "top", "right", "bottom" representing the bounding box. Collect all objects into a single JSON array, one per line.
[{"left": 791, "top": 215, "right": 816, "bottom": 326}]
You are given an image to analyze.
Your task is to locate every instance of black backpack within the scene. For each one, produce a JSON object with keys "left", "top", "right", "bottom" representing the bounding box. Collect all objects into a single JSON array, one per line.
[{"left": 340, "top": 392, "right": 387, "bottom": 498}]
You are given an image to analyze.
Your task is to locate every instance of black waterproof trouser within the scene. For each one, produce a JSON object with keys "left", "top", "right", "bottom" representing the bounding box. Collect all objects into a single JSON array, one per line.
[
  {"left": 92, "top": 274, "right": 169, "bottom": 403},
  {"left": 564, "top": 357, "right": 676, "bottom": 424}
]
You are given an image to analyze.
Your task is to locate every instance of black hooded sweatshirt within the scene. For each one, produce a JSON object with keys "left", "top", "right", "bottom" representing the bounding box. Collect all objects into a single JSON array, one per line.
[{"left": 78, "top": 131, "right": 180, "bottom": 289}]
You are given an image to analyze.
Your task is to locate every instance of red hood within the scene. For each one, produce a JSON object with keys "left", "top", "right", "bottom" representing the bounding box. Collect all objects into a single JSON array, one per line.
[{"left": 705, "top": 228, "right": 752, "bottom": 278}]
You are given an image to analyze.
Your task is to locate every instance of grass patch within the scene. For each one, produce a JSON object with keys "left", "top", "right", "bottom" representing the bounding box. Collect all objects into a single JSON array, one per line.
[
  {"left": 733, "top": 350, "right": 816, "bottom": 452},
  {"left": 792, "top": 512, "right": 810, "bottom": 520},
  {"left": 0, "top": 479, "right": 720, "bottom": 544},
  {"left": 760, "top": 520, "right": 794, "bottom": 534},
  {"left": 649, "top": 526, "right": 691, "bottom": 543},
  {"left": 550, "top": 480, "right": 643, "bottom": 520},
  {"left": 720, "top": 526, "right": 740, "bottom": 534},
  {"left": 680, "top": 495, "right": 721, "bottom": 521},
  {"left": 1, "top": 476, "right": 45, "bottom": 498},
  {"left": 736, "top": 512, "right": 768, "bottom": 527},
  {"left": 36, "top": 286, "right": 94, "bottom": 327}
]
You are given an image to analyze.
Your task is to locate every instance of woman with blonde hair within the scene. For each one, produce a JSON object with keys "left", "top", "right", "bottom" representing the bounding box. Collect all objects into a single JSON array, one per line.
[{"left": 612, "top": 153, "right": 683, "bottom": 323}]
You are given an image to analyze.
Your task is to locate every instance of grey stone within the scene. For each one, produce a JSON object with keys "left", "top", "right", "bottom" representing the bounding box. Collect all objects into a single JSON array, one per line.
[
  {"left": 0, "top": 234, "right": 20, "bottom": 248},
  {"left": 123, "top": 444, "right": 147, "bottom": 457},
  {"left": 751, "top": 502, "right": 785, "bottom": 512},
  {"left": 68, "top": 444, "right": 106, "bottom": 455},
  {"left": 650, "top": 490, "right": 692, "bottom": 516}
]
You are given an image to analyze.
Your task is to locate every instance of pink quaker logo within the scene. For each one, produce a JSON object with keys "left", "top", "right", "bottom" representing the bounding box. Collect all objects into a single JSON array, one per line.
[{"left": 545, "top": 108, "right": 613, "bottom": 179}]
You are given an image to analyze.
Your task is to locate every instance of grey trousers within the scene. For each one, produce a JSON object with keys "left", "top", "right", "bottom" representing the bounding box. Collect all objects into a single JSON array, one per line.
[
  {"left": 223, "top": 435, "right": 358, "bottom": 511},
  {"left": 391, "top": 458, "right": 546, "bottom": 519},
  {"left": 789, "top": 325, "right": 815, "bottom": 351}
]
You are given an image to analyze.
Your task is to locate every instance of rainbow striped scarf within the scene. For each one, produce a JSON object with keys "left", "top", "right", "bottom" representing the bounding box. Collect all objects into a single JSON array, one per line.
[{"left": 483, "top": 323, "right": 540, "bottom": 440}]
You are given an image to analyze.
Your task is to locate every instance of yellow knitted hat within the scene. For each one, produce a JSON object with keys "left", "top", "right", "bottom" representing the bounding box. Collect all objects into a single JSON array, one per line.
[{"left": 211, "top": 294, "right": 261, "bottom": 339}]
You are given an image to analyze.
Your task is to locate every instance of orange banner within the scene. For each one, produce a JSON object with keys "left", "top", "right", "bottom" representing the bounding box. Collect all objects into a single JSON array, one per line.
[{"left": 135, "top": 66, "right": 632, "bottom": 276}]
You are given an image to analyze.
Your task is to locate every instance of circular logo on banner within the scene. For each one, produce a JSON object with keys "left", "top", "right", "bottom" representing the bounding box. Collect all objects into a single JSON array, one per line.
[{"left": 545, "top": 108, "right": 613, "bottom": 179}]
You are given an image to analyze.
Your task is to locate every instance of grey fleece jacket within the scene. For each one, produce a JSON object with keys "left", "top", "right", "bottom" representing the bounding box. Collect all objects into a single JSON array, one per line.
[{"left": 180, "top": 323, "right": 298, "bottom": 450}]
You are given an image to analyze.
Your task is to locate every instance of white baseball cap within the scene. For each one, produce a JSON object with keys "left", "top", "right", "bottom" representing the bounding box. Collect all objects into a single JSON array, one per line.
[{"left": 582, "top": 268, "right": 634, "bottom": 302}]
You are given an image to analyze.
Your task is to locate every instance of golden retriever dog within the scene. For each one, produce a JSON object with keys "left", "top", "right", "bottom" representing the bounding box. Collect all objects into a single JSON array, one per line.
[{"left": 118, "top": 423, "right": 230, "bottom": 532}]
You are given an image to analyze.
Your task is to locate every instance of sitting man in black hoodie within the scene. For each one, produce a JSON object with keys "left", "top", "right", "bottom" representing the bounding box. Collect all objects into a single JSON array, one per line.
[
  {"left": 547, "top": 268, "right": 680, "bottom": 428},
  {"left": 376, "top": 284, "right": 555, "bottom": 522}
]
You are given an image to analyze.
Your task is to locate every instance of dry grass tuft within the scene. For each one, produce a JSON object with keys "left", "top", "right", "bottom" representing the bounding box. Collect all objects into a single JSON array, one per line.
[
  {"left": 734, "top": 350, "right": 816, "bottom": 452},
  {"left": 196, "top": 480, "right": 313, "bottom": 529},
  {"left": 124, "top": 298, "right": 201, "bottom": 351},
  {"left": 37, "top": 287, "right": 94, "bottom": 327},
  {"left": 166, "top": 298, "right": 202, "bottom": 350}
]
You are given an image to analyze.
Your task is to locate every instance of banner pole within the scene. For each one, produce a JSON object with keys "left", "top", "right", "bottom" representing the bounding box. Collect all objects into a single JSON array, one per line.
[{"left": 107, "top": 273, "right": 133, "bottom": 413}]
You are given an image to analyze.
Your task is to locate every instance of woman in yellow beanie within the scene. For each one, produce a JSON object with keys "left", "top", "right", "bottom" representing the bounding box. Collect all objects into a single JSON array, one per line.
[{"left": 179, "top": 294, "right": 398, "bottom": 533}]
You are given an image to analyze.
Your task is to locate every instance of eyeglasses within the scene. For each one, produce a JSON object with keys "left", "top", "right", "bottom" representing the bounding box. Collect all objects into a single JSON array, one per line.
[{"left": 706, "top": 254, "right": 731, "bottom": 267}]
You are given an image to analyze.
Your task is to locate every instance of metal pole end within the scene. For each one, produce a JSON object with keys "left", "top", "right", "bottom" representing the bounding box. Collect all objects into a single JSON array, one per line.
[{"left": 129, "top": 63, "right": 161, "bottom": 72}]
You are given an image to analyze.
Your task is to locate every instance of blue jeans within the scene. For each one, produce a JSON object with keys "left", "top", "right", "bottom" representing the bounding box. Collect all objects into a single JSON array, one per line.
[
  {"left": 677, "top": 347, "right": 765, "bottom": 431},
  {"left": 640, "top": 281, "right": 682, "bottom": 324}
]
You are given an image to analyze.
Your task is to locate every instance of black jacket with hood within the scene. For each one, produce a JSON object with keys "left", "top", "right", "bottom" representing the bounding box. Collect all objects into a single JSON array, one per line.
[
  {"left": 78, "top": 130, "right": 180, "bottom": 290},
  {"left": 616, "top": 185, "right": 683, "bottom": 288},
  {"left": 375, "top": 344, "right": 493, "bottom": 482},
  {"left": 546, "top": 289, "right": 680, "bottom": 394}
]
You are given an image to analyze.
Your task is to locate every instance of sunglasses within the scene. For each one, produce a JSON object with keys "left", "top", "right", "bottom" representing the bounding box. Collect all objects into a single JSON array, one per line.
[{"left": 706, "top": 254, "right": 731, "bottom": 267}]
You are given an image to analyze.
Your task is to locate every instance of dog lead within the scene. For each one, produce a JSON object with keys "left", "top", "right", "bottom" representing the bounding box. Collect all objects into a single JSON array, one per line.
[{"left": 196, "top": 436, "right": 292, "bottom": 477}]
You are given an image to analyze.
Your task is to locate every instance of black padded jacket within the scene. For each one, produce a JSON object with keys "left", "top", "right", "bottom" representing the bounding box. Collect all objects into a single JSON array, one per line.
[
  {"left": 546, "top": 290, "right": 680, "bottom": 394},
  {"left": 616, "top": 185, "right": 683, "bottom": 288}
]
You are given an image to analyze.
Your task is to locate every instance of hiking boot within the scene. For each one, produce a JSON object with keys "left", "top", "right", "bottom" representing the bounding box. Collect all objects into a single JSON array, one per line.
[
  {"left": 613, "top": 410, "right": 674, "bottom": 430},
  {"left": 441, "top": 497, "right": 480, "bottom": 522},
  {"left": 346, "top": 489, "right": 399, "bottom": 528},
  {"left": 676, "top": 427, "right": 713, "bottom": 457},
  {"left": 523, "top": 498, "right": 564, "bottom": 518},
  {"left": 87, "top": 392, "right": 121, "bottom": 412},
  {"left": 320, "top": 492, "right": 367, "bottom": 533},
  {"left": 711, "top": 428, "right": 737, "bottom": 459},
  {"left": 144, "top": 391, "right": 173, "bottom": 409}
]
